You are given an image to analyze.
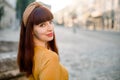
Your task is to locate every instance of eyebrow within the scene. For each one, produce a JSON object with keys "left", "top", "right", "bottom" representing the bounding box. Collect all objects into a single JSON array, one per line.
[
  {"left": 39, "top": 20, "right": 52, "bottom": 25},
  {"left": 39, "top": 22, "right": 45, "bottom": 25}
]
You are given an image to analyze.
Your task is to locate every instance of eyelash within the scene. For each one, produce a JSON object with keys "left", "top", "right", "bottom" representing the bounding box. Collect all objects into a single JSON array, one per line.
[
  {"left": 39, "top": 24, "right": 45, "bottom": 27},
  {"left": 49, "top": 20, "right": 53, "bottom": 24}
]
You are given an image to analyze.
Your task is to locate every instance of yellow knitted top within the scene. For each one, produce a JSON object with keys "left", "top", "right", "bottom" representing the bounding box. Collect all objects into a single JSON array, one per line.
[{"left": 28, "top": 46, "right": 68, "bottom": 80}]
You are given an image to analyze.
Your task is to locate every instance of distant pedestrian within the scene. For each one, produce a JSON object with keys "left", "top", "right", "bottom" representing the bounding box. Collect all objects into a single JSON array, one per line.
[{"left": 17, "top": 2, "right": 68, "bottom": 80}]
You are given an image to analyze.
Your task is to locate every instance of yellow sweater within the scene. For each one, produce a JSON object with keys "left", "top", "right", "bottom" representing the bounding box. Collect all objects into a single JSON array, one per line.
[{"left": 28, "top": 46, "right": 68, "bottom": 80}]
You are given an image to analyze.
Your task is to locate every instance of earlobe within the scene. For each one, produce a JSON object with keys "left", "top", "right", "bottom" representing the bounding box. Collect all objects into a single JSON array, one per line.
[{"left": 32, "top": 31, "right": 34, "bottom": 35}]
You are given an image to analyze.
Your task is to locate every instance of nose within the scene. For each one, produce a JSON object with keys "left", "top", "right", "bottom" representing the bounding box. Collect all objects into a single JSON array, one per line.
[{"left": 47, "top": 22, "right": 53, "bottom": 31}]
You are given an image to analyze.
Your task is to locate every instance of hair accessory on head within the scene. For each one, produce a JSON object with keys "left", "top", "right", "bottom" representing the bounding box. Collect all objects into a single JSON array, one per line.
[{"left": 23, "top": 2, "right": 42, "bottom": 26}]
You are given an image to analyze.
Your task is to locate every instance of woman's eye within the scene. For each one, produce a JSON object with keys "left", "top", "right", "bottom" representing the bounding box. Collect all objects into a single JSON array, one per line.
[
  {"left": 39, "top": 23, "right": 45, "bottom": 27},
  {"left": 49, "top": 20, "right": 53, "bottom": 24}
]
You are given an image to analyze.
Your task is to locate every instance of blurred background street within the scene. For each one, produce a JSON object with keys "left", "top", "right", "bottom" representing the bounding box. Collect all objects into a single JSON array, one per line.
[
  {"left": 55, "top": 25, "right": 120, "bottom": 80},
  {"left": 0, "top": 0, "right": 120, "bottom": 80}
]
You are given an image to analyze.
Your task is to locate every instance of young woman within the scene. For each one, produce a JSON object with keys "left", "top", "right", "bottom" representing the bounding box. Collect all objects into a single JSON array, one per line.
[{"left": 17, "top": 1, "right": 68, "bottom": 80}]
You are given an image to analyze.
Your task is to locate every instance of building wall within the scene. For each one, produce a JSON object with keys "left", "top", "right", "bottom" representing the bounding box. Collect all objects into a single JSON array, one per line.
[
  {"left": 0, "top": 0, "right": 16, "bottom": 29},
  {"left": 53, "top": 0, "right": 120, "bottom": 31}
]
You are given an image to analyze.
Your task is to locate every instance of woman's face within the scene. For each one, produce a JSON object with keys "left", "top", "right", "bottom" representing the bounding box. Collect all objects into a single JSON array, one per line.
[{"left": 33, "top": 20, "right": 54, "bottom": 43}]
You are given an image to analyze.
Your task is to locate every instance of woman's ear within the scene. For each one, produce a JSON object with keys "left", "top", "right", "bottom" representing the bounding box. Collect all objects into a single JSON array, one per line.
[
  {"left": 32, "top": 25, "right": 35, "bottom": 35},
  {"left": 32, "top": 30, "right": 34, "bottom": 35}
]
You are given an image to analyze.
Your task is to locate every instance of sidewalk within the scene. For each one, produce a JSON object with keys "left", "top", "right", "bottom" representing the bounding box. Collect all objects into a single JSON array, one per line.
[
  {"left": 0, "top": 28, "right": 20, "bottom": 42},
  {"left": 0, "top": 28, "right": 21, "bottom": 80}
]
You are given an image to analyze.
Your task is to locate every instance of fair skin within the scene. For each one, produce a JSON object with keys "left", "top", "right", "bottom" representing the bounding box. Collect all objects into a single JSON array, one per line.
[{"left": 33, "top": 20, "right": 54, "bottom": 48}]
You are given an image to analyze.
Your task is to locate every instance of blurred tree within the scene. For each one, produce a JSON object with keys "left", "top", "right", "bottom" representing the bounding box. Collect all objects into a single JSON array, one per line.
[{"left": 16, "top": 0, "right": 35, "bottom": 20}]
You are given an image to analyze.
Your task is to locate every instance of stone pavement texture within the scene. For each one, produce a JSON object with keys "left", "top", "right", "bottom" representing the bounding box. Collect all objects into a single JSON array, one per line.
[
  {"left": 0, "top": 26, "right": 120, "bottom": 80},
  {"left": 54, "top": 25, "right": 120, "bottom": 80}
]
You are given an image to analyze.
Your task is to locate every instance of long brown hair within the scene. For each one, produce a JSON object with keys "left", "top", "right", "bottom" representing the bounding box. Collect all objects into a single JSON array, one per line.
[{"left": 17, "top": 4, "right": 59, "bottom": 77}]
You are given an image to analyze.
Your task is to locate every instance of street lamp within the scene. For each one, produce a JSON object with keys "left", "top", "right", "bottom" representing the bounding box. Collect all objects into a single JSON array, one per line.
[{"left": 111, "top": 0, "right": 114, "bottom": 29}]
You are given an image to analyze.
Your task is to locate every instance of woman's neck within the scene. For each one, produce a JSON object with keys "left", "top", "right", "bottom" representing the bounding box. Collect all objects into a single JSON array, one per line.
[{"left": 34, "top": 38, "right": 47, "bottom": 48}]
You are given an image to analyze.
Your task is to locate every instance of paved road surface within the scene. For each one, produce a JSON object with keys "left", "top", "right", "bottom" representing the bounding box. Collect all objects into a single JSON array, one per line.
[{"left": 54, "top": 25, "right": 120, "bottom": 80}]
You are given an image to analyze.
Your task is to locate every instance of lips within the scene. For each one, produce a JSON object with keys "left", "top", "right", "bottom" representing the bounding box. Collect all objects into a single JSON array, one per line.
[{"left": 46, "top": 33, "right": 53, "bottom": 37}]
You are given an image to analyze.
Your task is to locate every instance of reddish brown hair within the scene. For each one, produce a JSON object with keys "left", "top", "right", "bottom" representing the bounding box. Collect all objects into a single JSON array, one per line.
[{"left": 17, "top": 5, "right": 59, "bottom": 77}]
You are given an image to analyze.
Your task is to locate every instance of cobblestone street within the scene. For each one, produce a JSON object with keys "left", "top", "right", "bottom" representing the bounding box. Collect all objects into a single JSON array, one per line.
[{"left": 55, "top": 25, "right": 120, "bottom": 80}]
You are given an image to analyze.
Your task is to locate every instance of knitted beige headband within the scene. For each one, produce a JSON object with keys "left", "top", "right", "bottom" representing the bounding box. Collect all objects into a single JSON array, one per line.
[{"left": 23, "top": 2, "right": 42, "bottom": 26}]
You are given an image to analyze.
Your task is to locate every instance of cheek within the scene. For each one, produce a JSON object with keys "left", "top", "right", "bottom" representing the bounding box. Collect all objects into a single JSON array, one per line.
[
  {"left": 38, "top": 28, "right": 46, "bottom": 33},
  {"left": 34, "top": 28, "right": 46, "bottom": 38},
  {"left": 34, "top": 28, "right": 46, "bottom": 35}
]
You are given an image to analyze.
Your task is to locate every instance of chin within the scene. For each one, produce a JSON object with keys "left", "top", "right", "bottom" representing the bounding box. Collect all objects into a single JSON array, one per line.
[{"left": 47, "top": 37, "right": 53, "bottom": 41}]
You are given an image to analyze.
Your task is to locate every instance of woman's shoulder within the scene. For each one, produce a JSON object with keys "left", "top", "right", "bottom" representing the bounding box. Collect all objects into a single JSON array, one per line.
[
  {"left": 34, "top": 46, "right": 59, "bottom": 62},
  {"left": 33, "top": 46, "right": 59, "bottom": 74}
]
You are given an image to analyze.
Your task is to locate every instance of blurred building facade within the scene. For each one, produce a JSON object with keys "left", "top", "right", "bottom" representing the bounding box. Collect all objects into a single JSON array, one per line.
[
  {"left": 38, "top": 1, "right": 51, "bottom": 9},
  {"left": 0, "top": 0, "right": 16, "bottom": 29},
  {"left": 54, "top": 0, "right": 120, "bottom": 31}
]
